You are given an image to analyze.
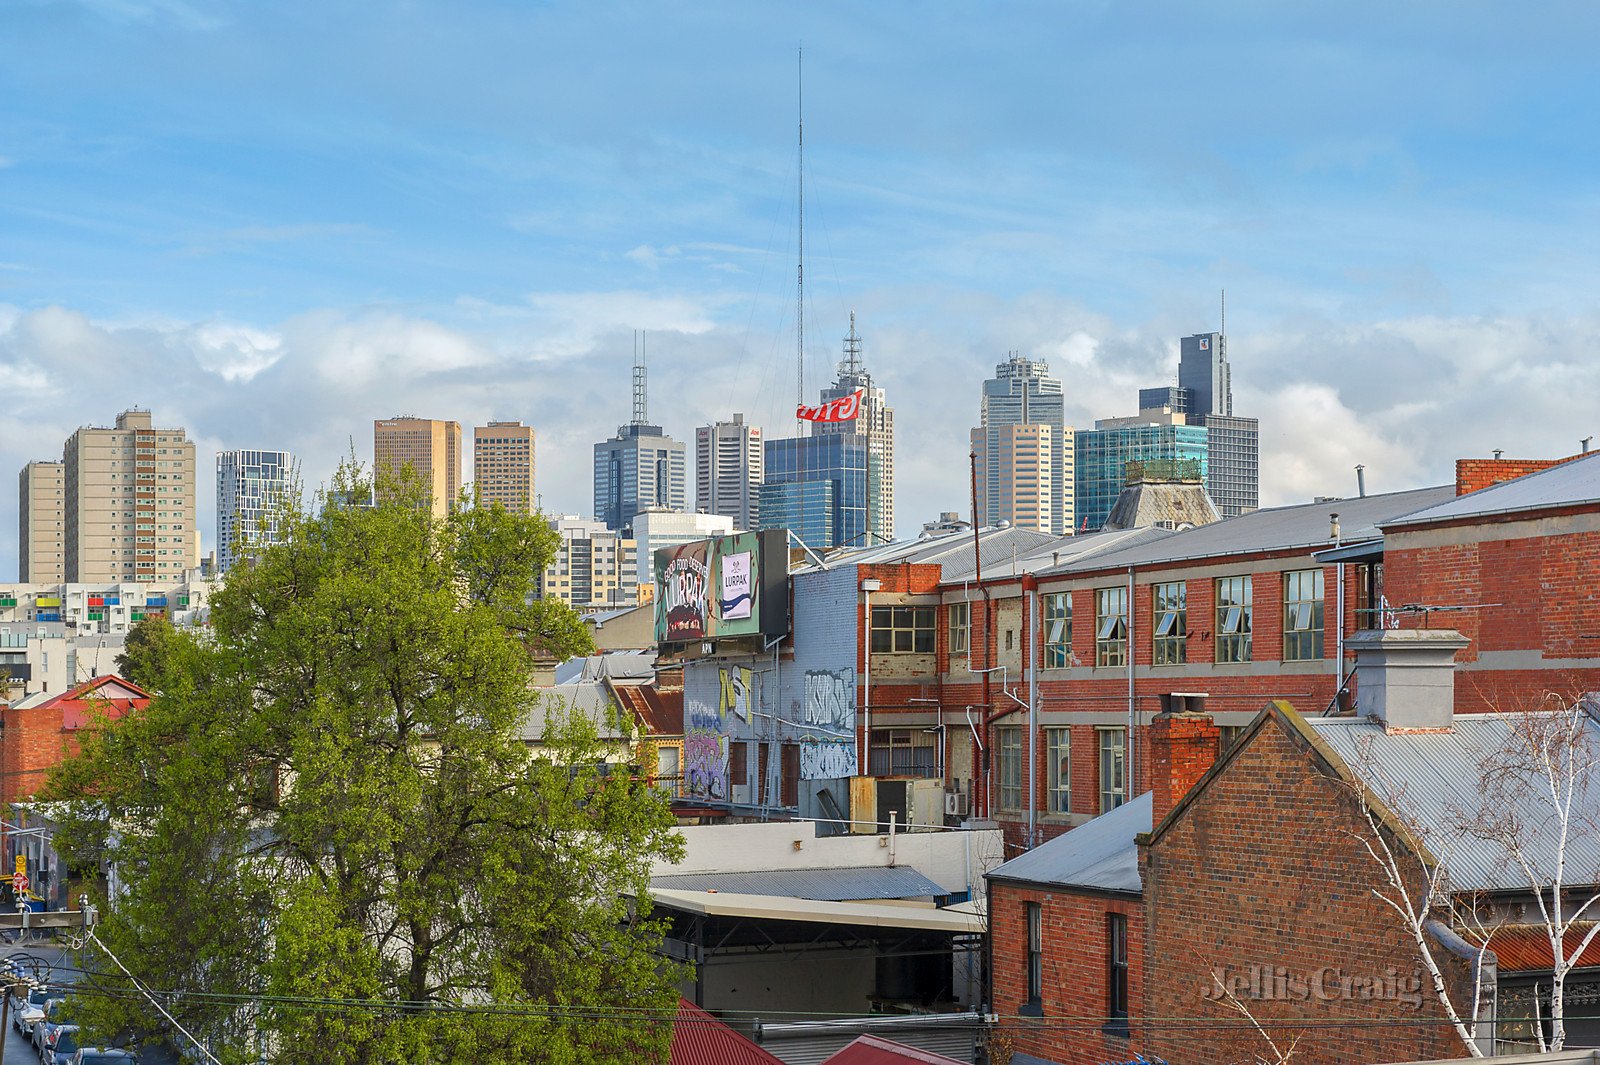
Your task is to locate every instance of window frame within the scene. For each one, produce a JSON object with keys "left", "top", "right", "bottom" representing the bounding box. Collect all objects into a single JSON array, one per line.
[
  {"left": 1026, "top": 901, "right": 1044, "bottom": 1008},
  {"left": 1108, "top": 913, "right": 1130, "bottom": 1031},
  {"left": 1282, "top": 568, "right": 1326, "bottom": 662},
  {"left": 1047, "top": 728, "right": 1071, "bottom": 814},
  {"left": 869, "top": 728, "right": 938, "bottom": 778},
  {"left": 1214, "top": 575, "right": 1253, "bottom": 663},
  {"left": 1043, "top": 591, "right": 1072, "bottom": 668},
  {"left": 870, "top": 604, "right": 936, "bottom": 654},
  {"left": 1095, "top": 586, "right": 1128, "bottom": 667},
  {"left": 997, "top": 726, "right": 1024, "bottom": 810},
  {"left": 948, "top": 601, "right": 970, "bottom": 656},
  {"left": 1098, "top": 727, "right": 1127, "bottom": 813},
  {"left": 1151, "top": 581, "right": 1187, "bottom": 665}
]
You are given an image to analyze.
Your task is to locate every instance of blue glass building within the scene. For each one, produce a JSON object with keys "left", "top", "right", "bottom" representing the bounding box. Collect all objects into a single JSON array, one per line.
[
  {"left": 759, "top": 434, "right": 869, "bottom": 550},
  {"left": 1074, "top": 423, "right": 1210, "bottom": 532}
]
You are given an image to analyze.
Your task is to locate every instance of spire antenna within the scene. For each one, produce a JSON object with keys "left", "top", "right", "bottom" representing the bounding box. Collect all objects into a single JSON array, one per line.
[
  {"left": 841, "top": 310, "right": 863, "bottom": 376},
  {"left": 795, "top": 44, "right": 806, "bottom": 424},
  {"left": 632, "top": 329, "right": 648, "bottom": 425}
]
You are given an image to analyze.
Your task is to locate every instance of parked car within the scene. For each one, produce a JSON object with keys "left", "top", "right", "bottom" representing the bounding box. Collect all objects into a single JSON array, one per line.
[
  {"left": 35, "top": 999, "right": 77, "bottom": 1056},
  {"left": 16, "top": 986, "right": 61, "bottom": 1035},
  {"left": 43, "top": 1023, "right": 81, "bottom": 1064},
  {"left": 70, "top": 1050, "right": 137, "bottom": 1065}
]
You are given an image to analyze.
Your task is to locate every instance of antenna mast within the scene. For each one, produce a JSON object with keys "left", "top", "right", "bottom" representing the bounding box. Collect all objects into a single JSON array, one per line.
[
  {"left": 1220, "top": 288, "right": 1226, "bottom": 336},
  {"left": 795, "top": 46, "right": 805, "bottom": 424},
  {"left": 632, "top": 330, "right": 648, "bottom": 425}
]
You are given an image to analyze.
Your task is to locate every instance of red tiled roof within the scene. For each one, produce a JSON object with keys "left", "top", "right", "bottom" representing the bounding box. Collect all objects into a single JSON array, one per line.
[
  {"left": 819, "top": 1035, "right": 970, "bottom": 1065},
  {"left": 670, "top": 998, "right": 786, "bottom": 1065},
  {"left": 1467, "top": 924, "right": 1600, "bottom": 973},
  {"left": 36, "top": 675, "right": 151, "bottom": 730}
]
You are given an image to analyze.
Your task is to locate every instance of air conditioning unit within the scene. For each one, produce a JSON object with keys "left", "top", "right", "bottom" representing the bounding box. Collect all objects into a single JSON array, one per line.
[
  {"left": 945, "top": 790, "right": 970, "bottom": 817},
  {"left": 729, "top": 784, "right": 752, "bottom": 805}
]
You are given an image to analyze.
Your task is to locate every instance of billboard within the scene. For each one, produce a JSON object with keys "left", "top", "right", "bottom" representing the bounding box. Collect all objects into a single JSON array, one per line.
[{"left": 655, "top": 529, "right": 789, "bottom": 645}]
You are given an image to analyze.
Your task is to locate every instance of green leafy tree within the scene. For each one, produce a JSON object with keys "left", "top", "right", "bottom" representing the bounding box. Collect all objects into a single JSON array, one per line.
[
  {"left": 114, "top": 613, "right": 178, "bottom": 690},
  {"left": 48, "top": 465, "right": 683, "bottom": 1063}
]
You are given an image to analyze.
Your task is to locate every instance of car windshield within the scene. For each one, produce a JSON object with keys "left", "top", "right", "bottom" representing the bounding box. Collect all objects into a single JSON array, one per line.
[
  {"left": 79, "top": 1054, "right": 130, "bottom": 1064},
  {"left": 26, "top": 988, "right": 50, "bottom": 1005},
  {"left": 53, "top": 1028, "right": 78, "bottom": 1052}
]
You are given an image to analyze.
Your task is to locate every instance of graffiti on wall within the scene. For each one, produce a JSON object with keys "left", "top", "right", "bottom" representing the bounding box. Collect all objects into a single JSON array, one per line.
[
  {"left": 802, "top": 669, "right": 854, "bottom": 736},
  {"left": 720, "top": 666, "right": 756, "bottom": 722},
  {"left": 800, "top": 739, "right": 856, "bottom": 781},
  {"left": 684, "top": 696, "right": 729, "bottom": 800}
]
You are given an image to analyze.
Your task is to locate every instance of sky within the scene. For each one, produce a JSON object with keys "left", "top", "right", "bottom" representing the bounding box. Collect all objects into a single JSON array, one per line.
[{"left": 4, "top": 0, "right": 1600, "bottom": 573}]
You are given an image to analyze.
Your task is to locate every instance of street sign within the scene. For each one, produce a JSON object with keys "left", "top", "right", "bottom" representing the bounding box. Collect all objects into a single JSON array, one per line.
[
  {"left": 12, "top": 874, "right": 27, "bottom": 896},
  {"left": 14, "top": 854, "right": 23, "bottom": 877}
]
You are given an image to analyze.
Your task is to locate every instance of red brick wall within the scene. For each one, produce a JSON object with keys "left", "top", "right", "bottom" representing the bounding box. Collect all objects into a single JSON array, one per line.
[
  {"left": 990, "top": 881, "right": 1146, "bottom": 1065},
  {"left": 1148, "top": 711, "right": 1220, "bottom": 825},
  {"left": 0, "top": 706, "right": 74, "bottom": 809},
  {"left": 1141, "top": 714, "right": 1474, "bottom": 1065},
  {"left": 1455, "top": 455, "right": 1582, "bottom": 496}
]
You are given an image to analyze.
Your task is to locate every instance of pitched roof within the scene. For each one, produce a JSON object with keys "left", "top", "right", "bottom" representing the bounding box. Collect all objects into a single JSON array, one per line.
[
  {"left": 669, "top": 998, "right": 786, "bottom": 1065},
  {"left": 612, "top": 682, "right": 683, "bottom": 737},
  {"left": 985, "top": 792, "right": 1152, "bottom": 895},
  {"left": 1464, "top": 923, "right": 1600, "bottom": 974},
  {"left": 1042, "top": 484, "right": 1454, "bottom": 575},
  {"left": 819, "top": 1034, "right": 969, "bottom": 1065},
  {"left": 34, "top": 674, "right": 151, "bottom": 730},
  {"left": 1307, "top": 710, "right": 1600, "bottom": 893},
  {"left": 1385, "top": 450, "right": 1600, "bottom": 528}
]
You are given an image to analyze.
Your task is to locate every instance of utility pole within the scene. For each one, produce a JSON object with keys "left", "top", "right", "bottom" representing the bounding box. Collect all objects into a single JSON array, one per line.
[{"left": 0, "top": 896, "right": 96, "bottom": 1065}]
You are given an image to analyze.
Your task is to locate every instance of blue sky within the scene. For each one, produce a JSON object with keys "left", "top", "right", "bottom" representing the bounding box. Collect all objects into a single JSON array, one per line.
[{"left": 4, "top": 0, "right": 1600, "bottom": 568}]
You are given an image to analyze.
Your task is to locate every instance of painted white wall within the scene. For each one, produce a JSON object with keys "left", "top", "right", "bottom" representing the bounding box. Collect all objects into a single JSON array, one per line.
[{"left": 655, "top": 821, "right": 1005, "bottom": 897}]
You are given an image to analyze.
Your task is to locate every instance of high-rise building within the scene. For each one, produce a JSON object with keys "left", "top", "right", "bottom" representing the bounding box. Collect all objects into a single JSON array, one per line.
[
  {"left": 970, "top": 423, "right": 1063, "bottom": 534},
  {"left": 760, "top": 434, "right": 869, "bottom": 551},
  {"left": 632, "top": 509, "right": 735, "bottom": 588},
  {"left": 18, "top": 461, "right": 64, "bottom": 583},
  {"left": 1074, "top": 414, "right": 1210, "bottom": 532},
  {"left": 473, "top": 421, "right": 536, "bottom": 514},
  {"left": 374, "top": 416, "right": 462, "bottom": 519},
  {"left": 216, "top": 449, "right": 296, "bottom": 575},
  {"left": 593, "top": 339, "right": 687, "bottom": 533},
  {"left": 810, "top": 315, "right": 895, "bottom": 542},
  {"left": 62, "top": 409, "right": 198, "bottom": 583},
  {"left": 538, "top": 515, "right": 638, "bottom": 607},
  {"left": 973, "top": 354, "right": 1073, "bottom": 534},
  {"left": 1139, "top": 331, "right": 1259, "bottom": 518},
  {"left": 696, "top": 415, "right": 762, "bottom": 531}
]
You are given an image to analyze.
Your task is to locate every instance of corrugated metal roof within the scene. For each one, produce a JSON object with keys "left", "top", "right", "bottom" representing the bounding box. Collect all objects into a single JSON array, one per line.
[
  {"left": 1307, "top": 712, "right": 1600, "bottom": 892},
  {"left": 648, "top": 889, "right": 986, "bottom": 934},
  {"left": 672, "top": 998, "right": 788, "bottom": 1065},
  {"left": 985, "top": 792, "right": 1151, "bottom": 894},
  {"left": 651, "top": 866, "right": 948, "bottom": 901},
  {"left": 1463, "top": 923, "right": 1600, "bottom": 973},
  {"left": 1385, "top": 451, "right": 1600, "bottom": 528},
  {"left": 1041, "top": 484, "right": 1454, "bottom": 574},
  {"left": 521, "top": 681, "right": 626, "bottom": 741},
  {"left": 818, "top": 1034, "right": 969, "bottom": 1065}
]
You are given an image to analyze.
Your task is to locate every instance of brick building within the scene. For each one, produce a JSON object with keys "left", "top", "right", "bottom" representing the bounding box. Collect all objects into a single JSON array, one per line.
[{"left": 0, "top": 674, "right": 149, "bottom": 811}]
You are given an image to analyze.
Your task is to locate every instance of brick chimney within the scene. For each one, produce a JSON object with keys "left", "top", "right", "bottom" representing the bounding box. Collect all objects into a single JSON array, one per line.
[{"left": 1149, "top": 704, "right": 1220, "bottom": 825}]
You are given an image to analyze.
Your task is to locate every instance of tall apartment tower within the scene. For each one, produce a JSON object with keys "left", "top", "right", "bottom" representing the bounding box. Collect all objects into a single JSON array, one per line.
[
  {"left": 18, "top": 461, "right": 65, "bottom": 582},
  {"left": 972, "top": 354, "right": 1073, "bottom": 534},
  {"left": 62, "top": 409, "right": 198, "bottom": 583},
  {"left": 593, "top": 337, "right": 687, "bottom": 533},
  {"left": 374, "top": 416, "right": 462, "bottom": 520},
  {"left": 696, "top": 415, "right": 762, "bottom": 530},
  {"left": 473, "top": 421, "right": 536, "bottom": 514},
  {"left": 811, "top": 315, "right": 895, "bottom": 543},
  {"left": 538, "top": 515, "right": 639, "bottom": 607},
  {"left": 1137, "top": 331, "right": 1259, "bottom": 518},
  {"left": 216, "top": 449, "right": 296, "bottom": 575}
]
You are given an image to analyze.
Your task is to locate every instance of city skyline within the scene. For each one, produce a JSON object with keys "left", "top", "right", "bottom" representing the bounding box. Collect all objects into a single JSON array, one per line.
[{"left": 4, "top": 4, "right": 1600, "bottom": 575}]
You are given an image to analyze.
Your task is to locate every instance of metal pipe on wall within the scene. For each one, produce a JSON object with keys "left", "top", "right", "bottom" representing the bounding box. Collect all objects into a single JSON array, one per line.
[
  {"left": 1022, "top": 573, "right": 1040, "bottom": 850},
  {"left": 860, "top": 577, "right": 881, "bottom": 777}
]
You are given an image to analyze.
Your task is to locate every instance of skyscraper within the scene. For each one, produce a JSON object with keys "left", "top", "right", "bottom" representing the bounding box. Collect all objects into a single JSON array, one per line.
[
  {"left": 216, "top": 449, "right": 296, "bottom": 575},
  {"left": 760, "top": 434, "right": 869, "bottom": 551},
  {"left": 810, "top": 315, "right": 895, "bottom": 542},
  {"left": 374, "top": 416, "right": 462, "bottom": 519},
  {"left": 1138, "top": 330, "right": 1260, "bottom": 518},
  {"left": 593, "top": 337, "right": 687, "bottom": 533},
  {"left": 1074, "top": 414, "right": 1210, "bottom": 532},
  {"left": 538, "top": 515, "right": 638, "bottom": 607},
  {"left": 62, "top": 409, "right": 198, "bottom": 583},
  {"left": 696, "top": 415, "right": 762, "bottom": 531},
  {"left": 18, "top": 461, "right": 64, "bottom": 583},
  {"left": 973, "top": 354, "right": 1073, "bottom": 534},
  {"left": 473, "top": 421, "right": 536, "bottom": 514}
]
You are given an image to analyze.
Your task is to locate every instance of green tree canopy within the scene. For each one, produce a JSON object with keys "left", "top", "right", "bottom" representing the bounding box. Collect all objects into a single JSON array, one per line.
[
  {"left": 114, "top": 612, "right": 178, "bottom": 690},
  {"left": 48, "top": 465, "right": 683, "bottom": 1063}
]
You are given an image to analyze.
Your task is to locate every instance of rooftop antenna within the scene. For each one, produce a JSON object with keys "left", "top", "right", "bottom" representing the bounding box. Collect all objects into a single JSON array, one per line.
[
  {"left": 795, "top": 45, "right": 806, "bottom": 426},
  {"left": 632, "top": 330, "right": 648, "bottom": 425},
  {"left": 841, "top": 311, "right": 862, "bottom": 377},
  {"left": 1220, "top": 288, "right": 1226, "bottom": 336}
]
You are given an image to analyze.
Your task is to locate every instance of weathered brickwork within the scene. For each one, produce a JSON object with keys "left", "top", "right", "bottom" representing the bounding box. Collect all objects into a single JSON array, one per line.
[
  {"left": 1455, "top": 456, "right": 1581, "bottom": 496},
  {"left": 1140, "top": 714, "right": 1474, "bottom": 1065}
]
